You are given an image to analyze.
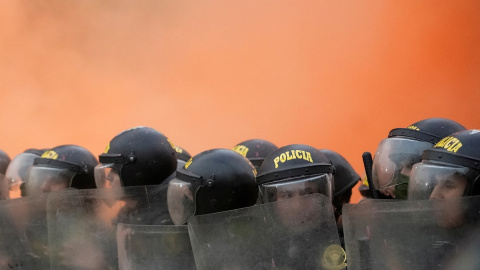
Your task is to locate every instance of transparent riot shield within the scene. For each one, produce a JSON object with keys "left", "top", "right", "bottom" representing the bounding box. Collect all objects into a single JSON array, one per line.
[
  {"left": 188, "top": 193, "right": 346, "bottom": 270},
  {"left": 0, "top": 195, "right": 49, "bottom": 269},
  {"left": 444, "top": 227, "right": 480, "bottom": 270},
  {"left": 117, "top": 223, "right": 195, "bottom": 270},
  {"left": 47, "top": 184, "right": 172, "bottom": 270},
  {"left": 343, "top": 196, "right": 480, "bottom": 270}
]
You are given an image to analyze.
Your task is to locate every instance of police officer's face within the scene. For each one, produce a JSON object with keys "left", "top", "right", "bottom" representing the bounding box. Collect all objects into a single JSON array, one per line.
[
  {"left": 430, "top": 173, "right": 467, "bottom": 200},
  {"left": 275, "top": 181, "right": 319, "bottom": 201},
  {"left": 274, "top": 182, "right": 320, "bottom": 232},
  {"left": 40, "top": 177, "right": 69, "bottom": 193},
  {"left": 106, "top": 170, "right": 122, "bottom": 189},
  {"left": 430, "top": 173, "right": 467, "bottom": 229}
]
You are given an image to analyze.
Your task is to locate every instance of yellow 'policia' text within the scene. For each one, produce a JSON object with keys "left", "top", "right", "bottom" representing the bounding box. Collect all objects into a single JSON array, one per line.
[
  {"left": 232, "top": 145, "right": 249, "bottom": 157},
  {"left": 435, "top": 136, "right": 463, "bottom": 153},
  {"left": 274, "top": 150, "right": 313, "bottom": 168}
]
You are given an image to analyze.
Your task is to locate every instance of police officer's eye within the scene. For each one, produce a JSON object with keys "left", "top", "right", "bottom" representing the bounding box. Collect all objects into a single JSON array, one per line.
[{"left": 444, "top": 179, "right": 456, "bottom": 189}]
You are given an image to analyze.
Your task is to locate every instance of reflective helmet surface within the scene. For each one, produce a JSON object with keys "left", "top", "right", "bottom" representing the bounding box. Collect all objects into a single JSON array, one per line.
[
  {"left": 25, "top": 145, "right": 99, "bottom": 195},
  {"left": 256, "top": 144, "right": 334, "bottom": 203},
  {"left": 232, "top": 139, "right": 278, "bottom": 170},
  {"left": 167, "top": 148, "right": 258, "bottom": 225},
  {"left": 96, "top": 127, "right": 177, "bottom": 188},
  {"left": 319, "top": 149, "right": 360, "bottom": 196},
  {"left": 372, "top": 118, "right": 466, "bottom": 199},
  {"left": 409, "top": 129, "right": 480, "bottom": 200}
]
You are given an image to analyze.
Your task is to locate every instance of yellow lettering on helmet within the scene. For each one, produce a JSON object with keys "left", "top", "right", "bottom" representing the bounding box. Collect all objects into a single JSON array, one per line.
[
  {"left": 295, "top": 150, "right": 302, "bottom": 159},
  {"left": 407, "top": 125, "right": 420, "bottom": 131},
  {"left": 184, "top": 158, "right": 193, "bottom": 169},
  {"left": 273, "top": 150, "right": 314, "bottom": 169},
  {"left": 174, "top": 146, "right": 183, "bottom": 154},
  {"left": 274, "top": 156, "right": 280, "bottom": 168},
  {"left": 103, "top": 144, "right": 110, "bottom": 154},
  {"left": 450, "top": 142, "right": 462, "bottom": 153},
  {"left": 435, "top": 136, "right": 463, "bottom": 153},
  {"left": 305, "top": 152, "right": 313, "bottom": 163},
  {"left": 232, "top": 145, "right": 249, "bottom": 157},
  {"left": 167, "top": 138, "right": 175, "bottom": 149},
  {"left": 41, "top": 150, "right": 58, "bottom": 160},
  {"left": 435, "top": 137, "right": 450, "bottom": 148},
  {"left": 286, "top": 151, "right": 293, "bottom": 160}
]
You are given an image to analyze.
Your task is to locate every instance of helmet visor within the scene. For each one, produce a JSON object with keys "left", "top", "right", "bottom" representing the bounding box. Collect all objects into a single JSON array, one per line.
[
  {"left": 176, "top": 160, "right": 187, "bottom": 171},
  {"left": 4, "top": 153, "right": 38, "bottom": 189},
  {"left": 408, "top": 162, "right": 469, "bottom": 200},
  {"left": 372, "top": 137, "right": 432, "bottom": 190},
  {"left": 167, "top": 179, "right": 196, "bottom": 225},
  {"left": 25, "top": 166, "right": 76, "bottom": 195},
  {"left": 260, "top": 173, "right": 333, "bottom": 203},
  {"left": 94, "top": 163, "right": 123, "bottom": 189}
]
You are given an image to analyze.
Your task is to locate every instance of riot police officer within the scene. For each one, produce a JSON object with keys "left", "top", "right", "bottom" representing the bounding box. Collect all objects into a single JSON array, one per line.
[
  {"left": 255, "top": 144, "right": 343, "bottom": 269},
  {"left": 409, "top": 129, "right": 480, "bottom": 200},
  {"left": 25, "top": 144, "right": 98, "bottom": 195},
  {"left": 232, "top": 139, "right": 278, "bottom": 170},
  {"left": 95, "top": 126, "right": 177, "bottom": 189},
  {"left": 95, "top": 126, "right": 178, "bottom": 225},
  {"left": 370, "top": 118, "right": 465, "bottom": 199},
  {"left": 167, "top": 148, "right": 258, "bottom": 225}
]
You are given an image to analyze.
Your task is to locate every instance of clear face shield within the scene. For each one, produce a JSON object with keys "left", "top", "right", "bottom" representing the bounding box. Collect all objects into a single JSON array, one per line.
[
  {"left": 25, "top": 166, "right": 76, "bottom": 196},
  {"left": 3, "top": 153, "right": 39, "bottom": 199},
  {"left": 94, "top": 163, "right": 125, "bottom": 206},
  {"left": 408, "top": 162, "right": 470, "bottom": 200},
  {"left": 260, "top": 173, "right": 333, "bottom": 203},
  {"left": 167, "top": 179, "right": 196, "bottom": 225},
  {"left": 372, "top": 137, "right": 432, "bottom": 199},
  {"left": 259, "top": 174, "right": 333, "bottom": 233}
]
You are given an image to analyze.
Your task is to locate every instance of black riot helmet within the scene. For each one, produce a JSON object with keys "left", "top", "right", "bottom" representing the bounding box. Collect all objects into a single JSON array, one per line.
[
  {"left": 371, "top": 118, "right": 466, "bottom": 199},
  {"left": 25, "top": 145, "right": 98, "bottom": 195},
  {"left": 95, "top": 127, "right": 177, "bottom": 188},
  {"left": 319, "top": 149, "right": 360, "bottom": 223},
  {"left": 409, "top": 129, "right": 480, "bottom": 200},
  {"left": 174, "top": 145, "right": 192, "bottom": 171},
  {"left": 319, "top": 149, "right": 360, "bottom": 197},
  {"left": 232, "top": 139, "right": 278, "bottom": 170},
  {"left": 167, "top": 148, "right": 258, "bottom": 225},
  {"left": 256, "top": 144, "right": 334, "bottom": 203}
]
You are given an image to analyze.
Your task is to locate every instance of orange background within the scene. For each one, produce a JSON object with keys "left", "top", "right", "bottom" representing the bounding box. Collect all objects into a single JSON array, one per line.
[{"left": 1, "top": 1, "right": 479, "bottom": 203}]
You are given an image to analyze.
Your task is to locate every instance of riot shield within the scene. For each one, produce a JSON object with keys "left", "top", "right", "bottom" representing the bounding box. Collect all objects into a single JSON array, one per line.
[
  {"left": 0, "top": 195, "right": 49, "bottom": 269},
  {"left": 343, "top": 196, "right": 480, "bottom": 270},
  {"left": 117, "top": 223, "right": 195, "bottom": 270},
  {"left": 188, "top": 193, "right": 346, "bottom": 270},
  {"left": 47, "top": 184, "right": 172, "bottom": 270}
]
